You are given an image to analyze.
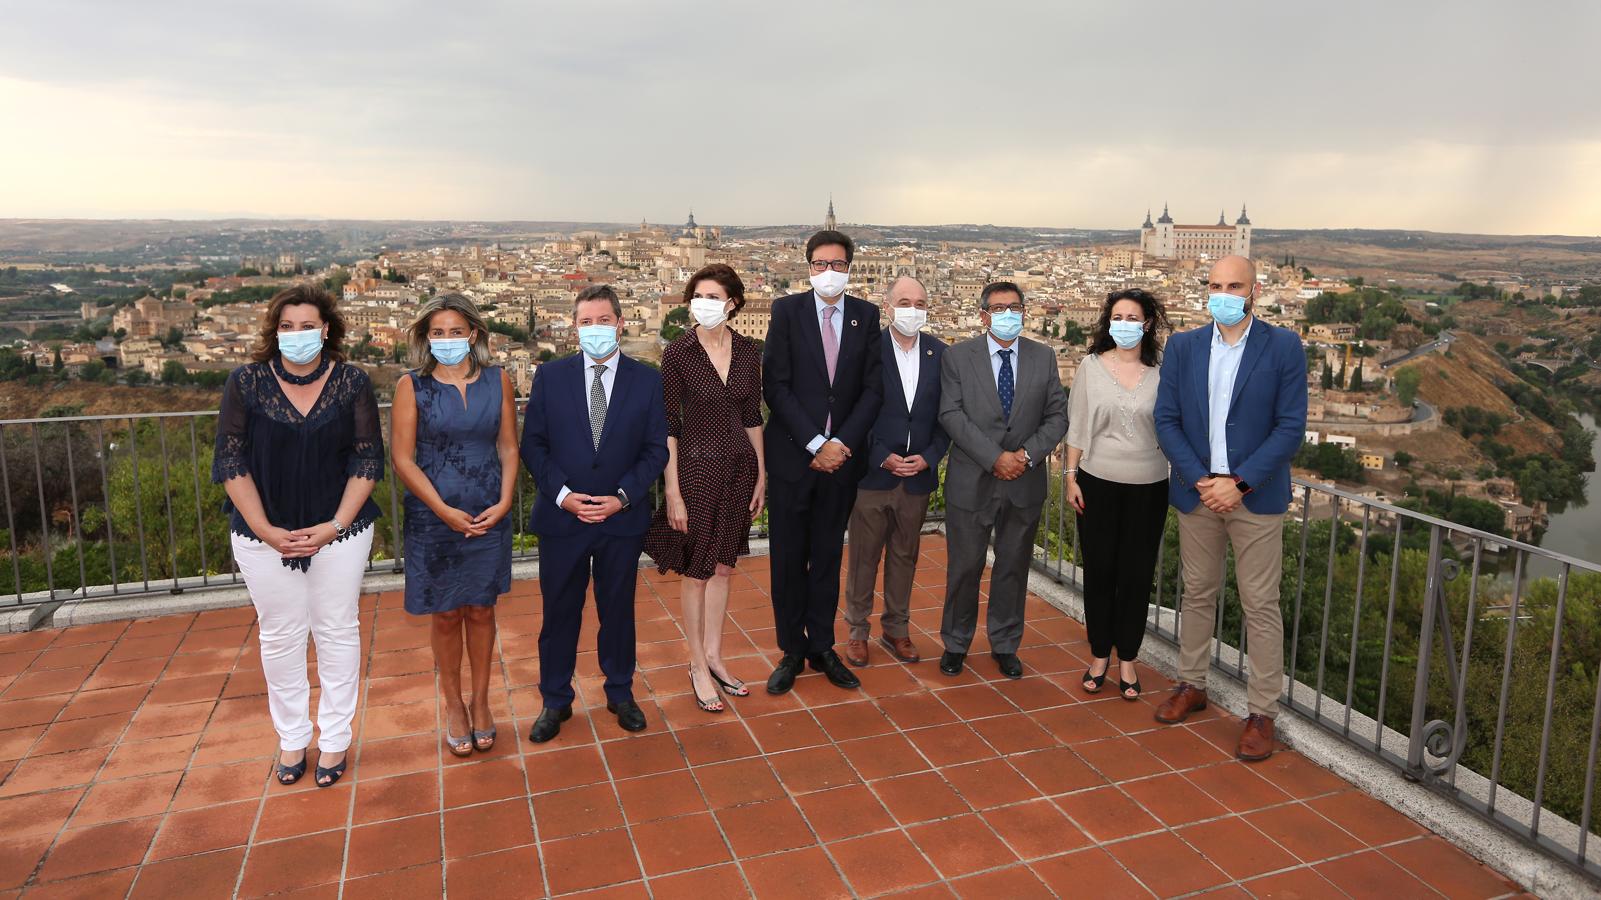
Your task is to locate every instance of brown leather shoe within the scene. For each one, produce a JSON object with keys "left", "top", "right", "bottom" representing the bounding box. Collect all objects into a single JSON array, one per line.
[
  {"left": 844, "top": 638, "right": 869, "bottom": 667},
  {"left": 1237, "top": 714, "right": 1276, "bottom": 761},
  {"left": 1154, "top": 682, "right": 1209, "bottom": 724},
  {"left": 879, "top": 634, "right": 920, "bottom": 664}
]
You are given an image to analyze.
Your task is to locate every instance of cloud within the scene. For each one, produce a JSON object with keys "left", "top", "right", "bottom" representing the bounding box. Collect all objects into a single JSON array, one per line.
[{"left": 2, "top": 0, "right": 1598, "bottom": 233}]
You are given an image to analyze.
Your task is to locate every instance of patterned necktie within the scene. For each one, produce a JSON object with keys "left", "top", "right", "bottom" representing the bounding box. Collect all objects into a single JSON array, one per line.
[
  {"left": 589, "top": 364, "right": 608, "bottom": 449},
  {"left": 821, "top": 305, "right": 839, "bottom": 432},
  {"left": 997, "top": 349, "right": 1014, "bottom": 419}
]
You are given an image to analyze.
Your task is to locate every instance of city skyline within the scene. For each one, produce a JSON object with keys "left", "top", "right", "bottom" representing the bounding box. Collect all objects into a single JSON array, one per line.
[{"left": 2, "top": 1, "right": 1599, "bottom": 234}]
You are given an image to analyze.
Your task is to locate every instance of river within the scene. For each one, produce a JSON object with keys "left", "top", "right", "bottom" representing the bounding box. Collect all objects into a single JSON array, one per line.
[{"left": 1528, "top": 413, "right": 1601, "bottom": 577}]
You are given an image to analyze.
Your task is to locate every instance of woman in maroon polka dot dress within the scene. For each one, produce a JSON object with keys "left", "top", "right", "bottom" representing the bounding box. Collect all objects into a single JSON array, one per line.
[{"left": 644, "top": 263, "right": 766, "bottom": 713}]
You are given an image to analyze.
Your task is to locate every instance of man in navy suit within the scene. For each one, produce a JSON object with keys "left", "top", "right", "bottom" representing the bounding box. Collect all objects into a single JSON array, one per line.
[
  {"left": 842, "top": 275, "right": 949, "bottom": 667},
  {"left": 1152, "top": 255, "right": 1308, "bottom": 761},
  {"left": 761, "top": 230, "right": 884, "bottom": 694},
  {"left": 521, "top": 285, "right": 669, "bottom": 742}
]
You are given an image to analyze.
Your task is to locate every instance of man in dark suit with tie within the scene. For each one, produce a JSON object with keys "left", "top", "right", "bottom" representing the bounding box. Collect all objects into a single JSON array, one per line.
[
  {"left": 842, "top": 275, "right": 949, "bottom": 667},
  {"left": 521, "top": 285, "right": 669, "bottom": 742},
  {"left": 937, "top": 282, "right": 1069, "bottom": 679},
  {"left": 1152, "top": 255, "right": 1307, "bottom": 761},
  {"left": 761, "top": 230, "right": 884, "bottom": 694}
]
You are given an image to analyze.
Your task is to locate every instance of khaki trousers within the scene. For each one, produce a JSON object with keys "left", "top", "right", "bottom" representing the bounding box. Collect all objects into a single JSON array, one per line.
[
  {"left": 1176, "top": 503, "right": 1285, "bottom": 717},
  {"left": 843, "top": 483, "right": 930, "bottom": 640}
]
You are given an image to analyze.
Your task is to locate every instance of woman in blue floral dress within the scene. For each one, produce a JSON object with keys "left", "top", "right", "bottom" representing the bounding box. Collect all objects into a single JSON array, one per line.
[{"left": 392, "top": 293, "right": 518, "bottom": 756}]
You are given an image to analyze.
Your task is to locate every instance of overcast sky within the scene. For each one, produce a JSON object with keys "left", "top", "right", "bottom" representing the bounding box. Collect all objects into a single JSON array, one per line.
[{"left": 2, "top": 0, "right": 1598, "bottom": 234}]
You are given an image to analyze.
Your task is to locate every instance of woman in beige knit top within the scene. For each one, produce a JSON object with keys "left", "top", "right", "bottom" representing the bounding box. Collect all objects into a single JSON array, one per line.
[{"left": 1065, "top": 289, "right": 1171, "bottom": 701}]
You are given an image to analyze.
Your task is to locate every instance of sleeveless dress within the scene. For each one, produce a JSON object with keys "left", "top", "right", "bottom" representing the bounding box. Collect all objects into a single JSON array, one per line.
[
  {"left": 402, "top": 368, "right": 513, "bottom": 614},
  {"left": 644, "top": 327, "right": 763, "bottom": 580}
]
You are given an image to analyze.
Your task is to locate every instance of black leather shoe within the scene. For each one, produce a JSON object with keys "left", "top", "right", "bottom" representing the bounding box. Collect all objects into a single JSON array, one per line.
[
  {"left": 607, "top": 699, "right": 647, "bottom": 733},
  {"left": 766, "top": 653, "right": 805, "bottom": 695},
  {"left": 994, "top": 653, "right": 1023, "bottom": 679},
  {"left": 807, "top": 650, "right": 861, "bottom": 689},
  {"left": 939, "top": 651, "right": 966, "bottom": 676},
  {"left": 527, "top": 705, "right": 572, "bottom": 744}
]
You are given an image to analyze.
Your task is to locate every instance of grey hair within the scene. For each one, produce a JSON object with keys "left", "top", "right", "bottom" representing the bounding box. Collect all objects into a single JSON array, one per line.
[
  {"left": 407, "top": 292, "right": 494, "bottom": 377},
  {"left": 884, "top": 274, "right": 926, "bottom": 300}
]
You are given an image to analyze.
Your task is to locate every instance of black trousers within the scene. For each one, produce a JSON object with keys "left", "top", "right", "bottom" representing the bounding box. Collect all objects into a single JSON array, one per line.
[
  {"left": 767, "top": 471, "right": 857, "bottom": 656},
  {"left": 1075, "top": 470, "right": 1169, "bottom": 661},
  {"left": 537, "top": 529, "right": 642, "bottom": 708}
]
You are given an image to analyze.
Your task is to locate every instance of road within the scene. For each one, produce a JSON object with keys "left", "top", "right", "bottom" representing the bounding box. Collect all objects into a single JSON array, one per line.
[{"left": 1380, "top": 329, "right": 1454, "bottom": 370}]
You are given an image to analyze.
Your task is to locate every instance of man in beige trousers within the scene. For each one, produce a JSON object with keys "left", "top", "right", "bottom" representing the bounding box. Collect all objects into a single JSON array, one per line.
[{"left": 1150, "top": 256, "right": 1308, "bottom": 761}]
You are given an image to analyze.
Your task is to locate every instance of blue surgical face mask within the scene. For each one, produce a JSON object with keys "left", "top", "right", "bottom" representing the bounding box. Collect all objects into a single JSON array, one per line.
[
  {"left": 277, "top": 328, "right": 324, "bottom": 364},
  {"left": 577, "top": 324, "right": 619, "bottom": 360},
  {"left": 429, "top": 337, "right": 471, "bottom": 366},
  {"left": 1208, "top": 292, "right": 1250, "bottom": 327},
  {"left": 988, "top": 309, "right": 1023, "bottom": 342},
  {"left": 1108, "top": 320, "right": 1145, "bottom": 349}
]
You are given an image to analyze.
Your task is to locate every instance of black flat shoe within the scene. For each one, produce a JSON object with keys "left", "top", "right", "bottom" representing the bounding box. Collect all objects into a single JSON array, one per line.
[
  {"left": 766, "top": 653, "right": 805, "bottom": 695},
  {"left": 314, "top": 754, "right": 347, "bottom": 788},
  {"left": 994, "top": 653, "right": 1023, "bottom": 680},
  {"left": 1119, "top": 679, "right": 1142, "bottom": 702},
  {"left": 939, "top": 651, "right": 966, "bottom": 676},
  {"left": 528, "top": 705, "right": 573, "bottom": 744},
  {"left": 607, "top": 699, "right": 648, "bottom": 732},
  {"left": 807, "top": 650, "right": 861, "bottom": 689},
  {"left": 275, "top": 751, "right": 307, "bottom": 786}
]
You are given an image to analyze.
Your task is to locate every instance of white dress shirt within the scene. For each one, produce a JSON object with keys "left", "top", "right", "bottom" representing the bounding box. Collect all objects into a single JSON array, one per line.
[
  {"left": 890, "top": 332, "right": 921, "bottom": 453},
  {"left": 1206, "top": 319, "right": 1253, "bottom": 475},
  {"left": 556, "top": 351, "right": 621, "bottom": 507}
]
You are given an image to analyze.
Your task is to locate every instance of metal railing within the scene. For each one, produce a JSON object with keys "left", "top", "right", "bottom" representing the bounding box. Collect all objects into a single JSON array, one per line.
[{"left": 1026, "top": 456, "right": 1601, "bottom": 881}]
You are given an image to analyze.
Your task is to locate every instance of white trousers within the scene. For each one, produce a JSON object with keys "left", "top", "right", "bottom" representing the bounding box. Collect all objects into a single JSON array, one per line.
[{"left": 232, "top": 528, "right": 372, "bottom": 753}]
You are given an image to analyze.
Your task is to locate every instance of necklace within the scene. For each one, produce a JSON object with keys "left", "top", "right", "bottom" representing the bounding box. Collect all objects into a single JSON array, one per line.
[{"left": 273, "top": 354, "right": 330, "bottom": 386}]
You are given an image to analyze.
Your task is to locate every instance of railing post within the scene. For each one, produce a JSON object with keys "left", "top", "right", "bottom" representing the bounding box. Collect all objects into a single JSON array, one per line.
[{"left": 1405, "top": 524, "right": 1446, "bottom": 779}]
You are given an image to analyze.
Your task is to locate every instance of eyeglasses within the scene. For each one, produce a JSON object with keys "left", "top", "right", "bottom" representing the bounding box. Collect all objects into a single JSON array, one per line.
[
  {"left": 808, "top": 260, "right": 849, "bottom": 273},
  {"left": 984, "top": 303, "right": 1025, "bottom": 314}
]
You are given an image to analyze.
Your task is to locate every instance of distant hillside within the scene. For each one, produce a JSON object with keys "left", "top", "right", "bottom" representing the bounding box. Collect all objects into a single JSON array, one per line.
[{"left": 1395, "top": 333, "right": 1560, "bottom": 457}]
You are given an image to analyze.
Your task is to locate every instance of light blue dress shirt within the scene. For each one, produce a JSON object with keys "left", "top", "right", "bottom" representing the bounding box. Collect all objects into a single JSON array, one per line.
[
  {"left": 1206, "top": 319, "right": 1252, "bottom": 475},
  {"left": 805, "top": 291, "right": 848, "bottom": 454},
  {"left": 986, "top": 333, "right": 1020, "bottom": 389}
]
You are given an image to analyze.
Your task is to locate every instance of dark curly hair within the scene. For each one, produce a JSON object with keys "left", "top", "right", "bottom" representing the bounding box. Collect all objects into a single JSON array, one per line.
[
  {"left": 1088, "top": 288, "right": 1168, "bottom": 367},
  {"left": 682, "top": 263, "right": 747, "bottom": 317},
  {"left": 251, "top": 285, "right": 347, "bottom": 363}
]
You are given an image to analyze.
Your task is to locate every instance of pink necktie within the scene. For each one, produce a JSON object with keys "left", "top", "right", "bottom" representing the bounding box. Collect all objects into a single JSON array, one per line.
[{"left": 822, "top": 305, "right": 839, "bottom": 432}]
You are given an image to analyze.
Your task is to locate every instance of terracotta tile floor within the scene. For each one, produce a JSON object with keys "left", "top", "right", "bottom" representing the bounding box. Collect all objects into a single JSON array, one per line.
[{"left": 0, "top": 538, "right": 1529, "bottom": 898}]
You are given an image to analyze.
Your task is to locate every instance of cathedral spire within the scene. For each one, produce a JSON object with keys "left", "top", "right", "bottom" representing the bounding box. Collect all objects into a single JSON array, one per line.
[
  {"left": 1236, "top": 203, "right": 1251, "bottom": 226},
  {"left": 1157, "top": 203, "right": 1172, "bottom": 224},
  {"left": 824, "top": 195, "right": 837, "bottom": 231},
  {"left": 1142, "top": 208, "right": 1154, "bottom": 229}
]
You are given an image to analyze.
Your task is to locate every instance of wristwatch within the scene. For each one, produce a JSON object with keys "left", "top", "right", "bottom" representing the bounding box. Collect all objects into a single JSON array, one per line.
[
  {"left": 1022, "top": 449, "right": 1034, "bottom": 468},
  {"left": 616, "top": 489, "right": 630, "bottom": 510},
  {"left": 1232, "top": 477, "right": 1253, "bottom": 495},
  {"left": 330, "top": 516, "right": 349, "bottom": 539}
]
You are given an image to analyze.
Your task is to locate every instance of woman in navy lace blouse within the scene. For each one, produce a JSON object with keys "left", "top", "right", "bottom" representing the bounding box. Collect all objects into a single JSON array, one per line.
[
  {"left": 212, "top": 285, "right": 384, "bottom": 788},
  {"left": 391, "top": 294, "right": 517, "bottom": 757}
]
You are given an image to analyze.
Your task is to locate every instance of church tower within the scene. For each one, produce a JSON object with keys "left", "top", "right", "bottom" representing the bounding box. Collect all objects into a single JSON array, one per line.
[
  {"left": 824, "top": 196, "right": 837, "bottom": 231},
  {"left": 1234, "top": 204, "right": 1252, "bottom": 259}
]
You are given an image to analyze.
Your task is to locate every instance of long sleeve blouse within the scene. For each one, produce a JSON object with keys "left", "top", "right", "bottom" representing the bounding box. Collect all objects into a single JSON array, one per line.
[{"left": 211, "top": 361, "right": 385, "bottom": 569}]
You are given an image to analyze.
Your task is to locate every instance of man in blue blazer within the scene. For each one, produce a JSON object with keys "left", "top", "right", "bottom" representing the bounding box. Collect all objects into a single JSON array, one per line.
[
  {"left": 842, "top": 276, "right": 949, "bottom": 667},
  {"left": 1152, "top": 255, "right": 1308, "bottom": 761},
  {"left": 761, "top": 230, "right": 884, "bottom": 694},
  {"left": 521, "top": 285, "right": 669, "bottom": 742}
]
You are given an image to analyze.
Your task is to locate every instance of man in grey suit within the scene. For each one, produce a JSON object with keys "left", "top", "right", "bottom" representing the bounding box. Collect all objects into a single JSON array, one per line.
[{"left": 937, "top": 281, "right": 1069, "bottom": 679}]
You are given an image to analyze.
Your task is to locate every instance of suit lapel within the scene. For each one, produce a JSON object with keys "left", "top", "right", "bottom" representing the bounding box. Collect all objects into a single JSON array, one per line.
[
  {"left": 596, "top": 356, "right": 630, "bottom": 452},
  {"left": 1007, "top": 338, "right": 1030, "bottom": 418},
  {"left": 912, "top": 334, "right": 939, "bottom": 414},
  {"left": 1228, "top": 321, "right": 1269, "bottom": 411},
  {"left": 1193, "top": 329, "right": 1213, "bottom": 435},
  {"left": 796, "top": 292, "right": 829, "bottom": 382},
  {"left": 972, "top": 338, "right": 1006, "bottom": 421},
  {"left": 880, "top": 331, "right": 908, "bottom": 415}
]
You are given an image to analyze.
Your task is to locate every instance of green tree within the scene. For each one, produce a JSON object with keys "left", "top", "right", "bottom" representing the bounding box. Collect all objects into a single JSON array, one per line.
[
  {"left": 1320, "top": 360, "right": 1333, "bottom": 390},
  {"left": 1393, "top": 450, "right": 1412, "bottom": 469},
  {"left": 661, "top": 306, "right": 690, "bottom": 342},
  {"left": 1348, "top": 362, "right": 1364, "bottom": 391},
  {"left": 161, "top": 360, "right": 189, "bottom": 384},
  {"left": 1394, "top": 367, "right": 1421, "bottom": 406}
]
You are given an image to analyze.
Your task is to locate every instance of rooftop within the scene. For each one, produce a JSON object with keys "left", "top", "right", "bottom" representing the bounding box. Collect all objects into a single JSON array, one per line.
[{"left": 0, "top": 538, "right": 1527, "bottom": 898}]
